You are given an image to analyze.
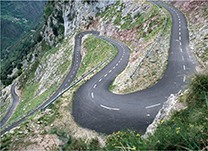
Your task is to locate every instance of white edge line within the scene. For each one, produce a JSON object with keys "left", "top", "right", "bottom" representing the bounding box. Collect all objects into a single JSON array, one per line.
[
  {"left": 145, "top": 103, "right": 161, "bottom": 109},
  {"left": 100, "top": 104, "right": 120, "bottom": 111}
]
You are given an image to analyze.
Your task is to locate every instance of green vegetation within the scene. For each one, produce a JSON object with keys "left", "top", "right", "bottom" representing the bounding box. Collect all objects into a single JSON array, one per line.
[
  {"left": 104, "top": 72, "right": 208, "bottom": 150},
  {"left": 75, "top": 36, "right": 117, "bottom": 80},
  {"left": 3, "top": 34, "right": 74, "bottom": 126},
  {"left": 1, "top": 1, "right": 45, "bottom": 50}
]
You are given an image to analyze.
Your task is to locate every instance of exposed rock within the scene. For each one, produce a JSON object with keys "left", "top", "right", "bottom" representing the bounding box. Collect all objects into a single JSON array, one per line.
[{"left": 143, "top": 94, "right": 187, "bottom": 138}]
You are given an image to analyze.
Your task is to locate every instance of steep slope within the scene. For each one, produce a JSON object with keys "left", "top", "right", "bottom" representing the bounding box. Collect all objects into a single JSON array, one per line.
[{"left": 0, "top": 1, "right": 45, "bottom": 50}]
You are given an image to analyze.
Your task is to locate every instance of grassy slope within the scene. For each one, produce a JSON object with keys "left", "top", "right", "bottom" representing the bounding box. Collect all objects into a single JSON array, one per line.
[
  {"left": 98, "top": 1, "right": 172, "bottom": 94},
  {"left": 0, "top": 36, "right": 117, "bottom": 150},
  {"left": 3, "top": 34, "right": 74, "bottom": 126}
]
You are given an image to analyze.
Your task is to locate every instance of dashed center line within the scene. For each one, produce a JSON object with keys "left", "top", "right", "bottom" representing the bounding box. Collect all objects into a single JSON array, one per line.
[
  {"left": 109, "top": 70, "right": 112, "bottom": 73},
  {"left": 116, "top": 64, "right": 118, "bottom": 66},
  {"left": 179, "top": 32, "right": 181, "bottom": 35},
  {"left": 183, "top": 65, "right": 186, "bottom": 70},
  {"left": 182, "top": 56, "right": 184, "bottom": 61},
  {"left": 99, "top": 78, "right": 102, "bottom": 82},
  {"left": 179, "top": 42, "right": 182, "bottom": 46},
  {"left": 100, "top": 104, "right": 120, "bottom": 111},
  {"left": 179, "top": 36, "right": 181, "bottom": 40},
  {"left": 113, "top": 66, "right": 115, "bottom": 69},
  {"left": 145, "top": 103, "right": 161, "bottom": 109},
  {"left": 180, "top": 48, "right": 183, "bottom": 52},
  {"left": 183, "top": 76, "right": 186, "bottom": 82},
  {"left": 68, "top": 79, "right": 71, "bottom": 82},
  {"left": 93, "top": 84, "right": 97, "bottom": 88},
  {"left": 91, "top": 92, "right": 94, "bottom": 98},
  {"left": 104, "top": 74, "right": 107, "bottom": 77}
]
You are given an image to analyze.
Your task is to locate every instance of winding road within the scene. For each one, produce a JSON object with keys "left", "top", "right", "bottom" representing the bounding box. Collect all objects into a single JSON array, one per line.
[
  {"left": 0, "top": 82, "right": 19, "bottom": 127},
  {"left": 1, "top": 3, "right": 198, "bottom": 135},
  {"left": 72, "top": 3, "right": 198, "bottom": 134}
]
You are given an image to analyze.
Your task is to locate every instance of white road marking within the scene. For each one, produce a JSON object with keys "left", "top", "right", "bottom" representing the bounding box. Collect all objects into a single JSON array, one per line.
[
  {"left": 109, "top": 70, "right": 112, "bottom": 73},
  {"left": 71, "top": 75, "right": 73, "bottom": 78},
  {"left": 104, "top": 74, "right": 107, "bottom": 77},
  {"left": 65, "top": 84, "right": 68, "bottom": 87},
  {"left": 99, "top": 78, "right": 102, "bottom": 82},
  {"left": 100, "top": 104, "right": 120, "bottom": 111},
  {"left": 179, "top": 21, "right": 181, "bottom": 24},
  {"left": 119, "top": 61, "right": 120, "bottom": 63},
  {"left": 179, "top": 36, "right": 181, "bottom": 40},
  {"left": 147, "top": 114, "right": 150, "bottom": 117},
  {"left": 183, "top": 76, "right": 186, "bottom": 82},
  {"left": 179, "top": 32, "right": 181, "bottom": 35},
  {"left": 182, "top": 56, "right": 184, "bottom": 61},
  {"left": 178, "top": 18, "right": 180, "bottom": 21},
  {"left": 73, "top": 71, "right": 75, "bottom": 74},
  {"left": 68, "top": 79, "right": 70, "bottom": 82},
  {"left": 116, "top": 64, "right": 118, "bottom": 66},
  {"left": 180, "top": 42, "right": 182, "bottom": 46},
  {"left": 183, "top": 65, "right": 186, "bottom": 70},
  {"left": 193, "top": 62, "right": 195, "bottom": 65},
  {"left": 179, "top": 24, "right": 181, "bottom": 27},
  {"left": 91, "top": 92, "right": 94, "bottom": 98},
  {"left": 179, "top": 28, "right": 181, "bottom": 31},
  {"left": 180, "top": 48, "right": 183, "bottom": 52},
  {"left": 93, "top": 84, "right": 97, "bottom": 88},
  {"left": 113, "top": 66, "right": 115, "bottom": 69},
  {"left": 145, "top": 103, "right": 161, "bottom": 109}
]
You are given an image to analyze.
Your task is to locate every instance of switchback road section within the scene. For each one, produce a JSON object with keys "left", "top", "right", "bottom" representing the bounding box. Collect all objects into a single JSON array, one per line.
[{"left": 72, "top": 3, "right": 198, "bottom": 134}]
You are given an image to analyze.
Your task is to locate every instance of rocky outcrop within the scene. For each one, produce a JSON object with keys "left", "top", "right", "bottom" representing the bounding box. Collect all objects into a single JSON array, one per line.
[
  {"left": 143, "top": 93, "right": 187, "bottom": 138},
  {"left": 43, "top": 0, "right": 117, "bottom": 46}
]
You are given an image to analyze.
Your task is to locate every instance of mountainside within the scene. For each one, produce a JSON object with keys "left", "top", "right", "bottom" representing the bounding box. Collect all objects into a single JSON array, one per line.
[
  {"left": 1, "top": 1, "right": 45, "bottom": 50},
  {"left": 0, "top": 0, "right": 207, "bottom": 150}
]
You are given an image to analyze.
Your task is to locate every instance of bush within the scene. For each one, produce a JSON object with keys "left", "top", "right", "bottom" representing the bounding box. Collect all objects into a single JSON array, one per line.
[{"left": 187, "top": 73, "right": 208, "bottom": 106}]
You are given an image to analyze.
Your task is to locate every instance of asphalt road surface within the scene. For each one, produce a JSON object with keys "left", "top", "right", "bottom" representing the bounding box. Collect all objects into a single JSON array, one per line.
[
  {"left": 0, "top": 82, "right": 19, "bottom": 127},
  {"left": 72, "top": 3, "right": 198, "bottom": 134},
  {"left": 1, "top": 3, "right": 198, "bottom": 135}
]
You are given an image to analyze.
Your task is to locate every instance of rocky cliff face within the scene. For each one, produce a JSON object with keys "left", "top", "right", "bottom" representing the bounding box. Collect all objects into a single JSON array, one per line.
[{"left": 43, "top": 0, "right": 117, "bottom": 46}]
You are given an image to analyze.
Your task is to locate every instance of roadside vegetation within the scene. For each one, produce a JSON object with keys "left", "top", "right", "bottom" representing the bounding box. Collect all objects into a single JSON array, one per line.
[
  {"left": 98, "top": 1, "right": 172, "bottom": 94},
  {"left": 0, "top": 35, "right": 117, "bottom": 150},
  {"left": 1, "top": 33, "right": 74, "bottom": 129},
  {"left": 1, "top": 72, "right": 207, "bottom": 150}
]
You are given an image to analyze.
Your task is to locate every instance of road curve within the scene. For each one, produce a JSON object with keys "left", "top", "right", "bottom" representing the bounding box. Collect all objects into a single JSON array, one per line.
[
  {"left": 0, "top": 82, "right": 19, "bottom": 127},
  {"left": 0, "top": 31, "right": 99, "bottom": 135},
  {"left": 72, "top": 3, "right": 198, "bottom": 134}
]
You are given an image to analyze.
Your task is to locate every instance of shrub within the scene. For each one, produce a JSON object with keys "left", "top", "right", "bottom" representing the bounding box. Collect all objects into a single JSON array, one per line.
[{"left": 187, "top": 73, "right": 208, "bottom": 106}]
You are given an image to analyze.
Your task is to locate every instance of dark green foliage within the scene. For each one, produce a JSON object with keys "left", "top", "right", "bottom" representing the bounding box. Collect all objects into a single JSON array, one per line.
[
  {"left": 134, "top": 12, "right": 141, "bottom": 18},
  {"left": 187, "top": 73, "right": 208, "bottom": 106},
  {"left": 44, "top": 5, "right": 53, "bottom": 19},
  {"left": 1, "top": 1, "right": 45, "bottom": 50}
]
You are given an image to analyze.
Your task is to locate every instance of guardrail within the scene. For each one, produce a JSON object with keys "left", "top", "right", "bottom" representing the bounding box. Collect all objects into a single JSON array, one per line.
[
  {"left": 0, "top": 33, "right": 73, "bottom": 130},
  {"left": 41, "top": 35, "right": 115, "bottom": 110},
  {"left": 0, "top": 34, "right": 115, "bottom": 132},
  {"left": 130, "top": 1, "right": 167, "bottom": 79}
]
